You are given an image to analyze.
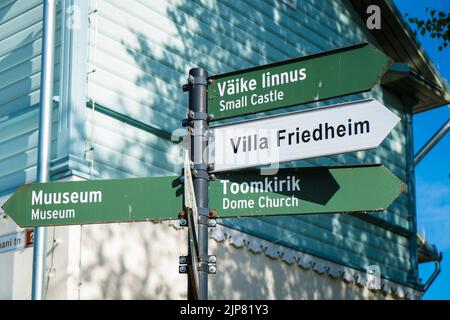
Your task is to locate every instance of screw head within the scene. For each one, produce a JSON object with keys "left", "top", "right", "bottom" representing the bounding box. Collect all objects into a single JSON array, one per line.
[
  {"left": 208, "top": 255, "right": 217, "bottom": 264},
  {"left": 179, "top": 218, "right": 187, "bottom": 226},
  {"left": 179, "top": 256, "right": 187, "bottom": 264},
  {"left": 208, "top": 265, "right": 217, "bottom": 274},
  {"left": 179, "top": 266, "right": 187, "bottom": 273},
  {"left": 208, "top": 219, "right": 217, "bottom": 227}
]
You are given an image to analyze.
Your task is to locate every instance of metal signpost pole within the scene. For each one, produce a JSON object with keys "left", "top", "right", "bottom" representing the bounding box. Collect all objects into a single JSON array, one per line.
[
  {"left": 187, "top": 68, "right": 210, "bottom": 300},
  {"left": 32, "top": 0, "right": 57, "bottom": 300}
]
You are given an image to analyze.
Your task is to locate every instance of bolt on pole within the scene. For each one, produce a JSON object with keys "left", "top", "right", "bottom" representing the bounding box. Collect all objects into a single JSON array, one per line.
[{"left": 187, "top": 68, "right": 209, "bottom": 300}]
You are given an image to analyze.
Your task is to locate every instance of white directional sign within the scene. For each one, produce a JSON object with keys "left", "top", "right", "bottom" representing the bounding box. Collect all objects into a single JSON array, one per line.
[{"left": 210, "top": 99, "right": 400, "bottom": 172}]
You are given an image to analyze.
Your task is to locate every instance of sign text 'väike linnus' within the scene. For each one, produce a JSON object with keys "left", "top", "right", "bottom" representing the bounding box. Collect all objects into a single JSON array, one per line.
[
  {"left": 208, "top": 43, "right": 391, "bottom": 120},
  {"left": 214, "top": 66, "right": 306, "bottom": 110}
]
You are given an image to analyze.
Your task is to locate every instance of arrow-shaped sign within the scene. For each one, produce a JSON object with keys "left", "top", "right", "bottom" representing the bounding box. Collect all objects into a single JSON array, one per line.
[
  {"left": 2, "top": 176, "right": 182, "bottom": 228},
  {"left": 209, "top": 164, "right": 405, "bottom": 218},
  {"left": 210, "top": 99, "right": 400, "bottom": 172},
  {"left": 208, "top": 42, "right": 391, "bottom": 120}
]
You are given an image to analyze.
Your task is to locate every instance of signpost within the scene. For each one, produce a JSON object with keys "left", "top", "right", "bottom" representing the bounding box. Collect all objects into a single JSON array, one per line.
[
  {"left": 210, "top": 99, "right": 400, "bottom": 172},
  {"left": 183, "top": 151, "right": 200, "bottom": 300},
  {"left": 207, "top": 43, "right": 391, "bottom": 120},
  {"left": 209, "top": 165, "right": 405, "bottom": 218},
  {"left": 0, "top": 41, "right": 403, "bottom": 301},
  {"left": 1, "top": 176, "right": 182, "bottom": 228}
]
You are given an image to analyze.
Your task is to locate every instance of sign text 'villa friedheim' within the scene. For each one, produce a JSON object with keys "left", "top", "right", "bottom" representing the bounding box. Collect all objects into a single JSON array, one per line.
[
  {"left": 207, "top": 43, "right": 390, "bottom": 120},
  {"left": 210, "top": 99, "right": 400, "bottom": 172}
]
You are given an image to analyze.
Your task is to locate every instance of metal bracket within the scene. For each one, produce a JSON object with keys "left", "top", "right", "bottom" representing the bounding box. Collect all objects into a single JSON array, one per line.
[
  {"left": 197, "top": 261, "right": 216, "bottom": 274},
  {"left": 192, "top": 169, "right": 210, "bottom": 181},
  {"left": 198, "top": 213, "right": 216, "bottom": 227},
  {"left": 192, "top": 165, "right": 215, "bottom": 181},
  {"left": 179, "top": 255, "right": 188, "bottom": 274},
  {"left": 183, "top": 111, "right": 208, "bottom": 126},
  {"left": 179, "top": 255, "right": 188, "bottom": 264},
  {"left": 187, "top": 126, "right": 209, "bottom": 137},
  {"left": 189, "top": 74, "right": 208, "bottom": 86},
  {"left": 197, "top": 256, "right": 217, "bottom": 274},
  {"left": 178, "top": 211, "right": 188, "bottom": 227},
  {"left": 193, "top": 163, "right": 208, "bottom": 171},
  {"left": 182, "top": 75, "right": 207, "bottom": 92},
  {"left": 188, "top": 111, "right": 208, "bottom": 121},
  {"left": 198, "top": 207, "right": 210, "bottom": 217}
]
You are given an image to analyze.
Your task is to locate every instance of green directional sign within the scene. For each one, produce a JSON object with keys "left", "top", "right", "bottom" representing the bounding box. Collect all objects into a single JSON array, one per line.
[
  {"left": 208, "top": 43, "right": 391, "bottom": 120},
  {"left": 1, "top": 176, "right": 182, "bottom": 227},
  {"left": 209, "top": 164, "right": 405, "bottom": 218}
]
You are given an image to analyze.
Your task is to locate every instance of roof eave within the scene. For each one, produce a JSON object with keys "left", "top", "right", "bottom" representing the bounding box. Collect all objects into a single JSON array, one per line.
[{"left": 350, "top": 0, "right": 450, "bottom": 113}]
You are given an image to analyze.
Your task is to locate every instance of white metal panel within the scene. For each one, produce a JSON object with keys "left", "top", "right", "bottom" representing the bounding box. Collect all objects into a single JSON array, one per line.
[{"left": 212, "top": 99, "right": 400, "bottom": 172}]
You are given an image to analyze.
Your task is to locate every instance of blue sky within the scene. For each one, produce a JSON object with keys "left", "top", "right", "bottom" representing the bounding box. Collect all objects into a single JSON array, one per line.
[{"left": 393, "top": 0, "right": 450, "bottom": 300}]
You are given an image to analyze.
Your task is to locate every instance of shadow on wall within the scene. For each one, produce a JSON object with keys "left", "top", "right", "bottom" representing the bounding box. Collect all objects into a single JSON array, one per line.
[
  {"left": 209, "top": 237, "right": 401, "bottom": 300},
  {"left": 0, "top": 5, "right": 38, "bottom": 197},
  {"left": 0, "top": 1, "right": 40, "bottom": 299},
  {"left": 79, "top": 0, "right": 412, "bottom": 299},
  {"left": 0, "top": 0, "right": 63, "bottom": 197},
  {"left": 80, "top": 221, "right": 187, "bottom": 299}
]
